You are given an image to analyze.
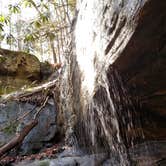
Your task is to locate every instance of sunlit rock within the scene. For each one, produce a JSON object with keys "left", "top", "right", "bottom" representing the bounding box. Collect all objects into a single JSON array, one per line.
[
  {"left": 0, "top": 48, "right": 57, "bottom": 95},
  {"left": 0, "top": 48, "right": 40, "bottom": 80}
]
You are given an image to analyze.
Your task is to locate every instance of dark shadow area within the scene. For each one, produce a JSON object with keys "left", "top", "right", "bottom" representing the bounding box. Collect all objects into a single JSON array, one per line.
[{"left": 114, "top": 0, "right": 166, "bottom": 141}]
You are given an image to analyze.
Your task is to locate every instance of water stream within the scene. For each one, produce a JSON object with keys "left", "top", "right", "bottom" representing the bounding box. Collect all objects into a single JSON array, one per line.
[
  {"left": 58, "top": 0, "right": 166, "bottom": 165},
  {"left": 72, "top": 67, "right": 144, "bottom": 165}
]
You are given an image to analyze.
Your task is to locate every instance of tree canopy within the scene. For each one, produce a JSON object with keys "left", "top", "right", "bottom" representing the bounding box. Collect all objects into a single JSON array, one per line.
[{"left": 0, "top": 0, "right": 76, "bottom": 63}]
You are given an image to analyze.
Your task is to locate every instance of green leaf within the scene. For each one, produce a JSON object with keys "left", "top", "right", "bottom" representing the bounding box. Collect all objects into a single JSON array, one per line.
[
  {"left": 40, "top": 13, "right": 50, "bottom": 23},
  {"left": 8, "top": 4, "right": 21, "bottom": 14},
  {"left": 24, "top": 33, "right": 37, "bottom": 43},
  {"left": 6, "top": 34, "right": 16, "bottom": 45},
  {"left": 0, "top": 15, "right": 10, "bottom": 25},
  {"left": 47, "top": 32, "right": 56, "bottom": 41},
  {"left": 22, "top": 0, "right": 32, "bottom": 8},
  {"left": 0, "top": 23, "right": 4, "bottom": 32},
  {"left": 0, "top": 34, "right": 5, "bottom": 40},
  {"left": 33, "top": 20, "right": 42, "bottom": 28},
  {"left": 4, "top": 16, "right": 10, "bottom": 25},
  {"left": 0, "top": 15, "right": 5, "bottom": 23}
]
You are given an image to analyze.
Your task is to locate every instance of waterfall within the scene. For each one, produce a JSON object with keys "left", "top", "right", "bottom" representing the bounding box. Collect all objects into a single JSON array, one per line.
[
  {"left": 58, "top": 0, "right": 145, "bottom": 165},
  {"left": 73, "top": 66, "right": 144, "bottom": 165},
  {"left": 59, "top": 44, "right": 144, "bottom": 165},
  {"left": 58, "top": 0, "right": 166, "bottom": 165}
]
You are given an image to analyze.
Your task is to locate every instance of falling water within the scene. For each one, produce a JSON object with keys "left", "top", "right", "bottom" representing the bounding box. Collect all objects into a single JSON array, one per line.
[
  {"left": 59, "top": 3, "right": 144, "bottom": 165},
  {"left": 58, "top": 0, "right": 159, "bottom": 165},
  {"left": 72, "top": 66, "right": 144, "bottom": 165}
]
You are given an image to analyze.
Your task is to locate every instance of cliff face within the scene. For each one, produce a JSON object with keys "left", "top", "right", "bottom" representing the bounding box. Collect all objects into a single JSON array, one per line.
[
  {"left": 114, "top": 0, "right": 166, "bottom": 140},
  {"left": 59, "top": 0, "right": 166, "bottom": 164}
]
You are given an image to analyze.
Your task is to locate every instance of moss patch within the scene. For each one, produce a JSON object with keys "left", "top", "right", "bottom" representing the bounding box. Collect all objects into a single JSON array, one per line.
[
  {"left": 38, "top": 160, "right": 50, "bottom": 166},
  {"left": 3, "top": 122, "right": 18, "bottom": 134},
  {"left": 0, "top": 56, "right": 6, "bottom": 63}
]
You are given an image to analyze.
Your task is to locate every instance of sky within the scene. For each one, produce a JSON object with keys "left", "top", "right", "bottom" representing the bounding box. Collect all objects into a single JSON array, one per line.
[{"left": 0, "top": 0, "right": 38, "bottom": 20}]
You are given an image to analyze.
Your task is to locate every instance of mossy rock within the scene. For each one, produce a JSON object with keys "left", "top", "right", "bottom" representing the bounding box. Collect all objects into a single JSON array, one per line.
[{"left": 0, "top": 48, "right": 41, "bottom": 80}]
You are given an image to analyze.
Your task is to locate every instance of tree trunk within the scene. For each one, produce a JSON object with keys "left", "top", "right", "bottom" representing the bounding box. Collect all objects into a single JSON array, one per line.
[{"left": 50, "top": 38, "right": 57, "bottom": 63}]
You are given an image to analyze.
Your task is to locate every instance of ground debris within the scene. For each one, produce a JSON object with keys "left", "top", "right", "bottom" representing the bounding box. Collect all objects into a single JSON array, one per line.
[{"left": 0, "top": 144, "right": 64, "bottom": 165}]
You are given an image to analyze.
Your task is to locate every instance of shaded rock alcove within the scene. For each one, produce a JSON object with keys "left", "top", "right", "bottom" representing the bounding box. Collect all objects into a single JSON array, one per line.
[{"left": 114, "top": 0, "right": 166, "bottom": 141}]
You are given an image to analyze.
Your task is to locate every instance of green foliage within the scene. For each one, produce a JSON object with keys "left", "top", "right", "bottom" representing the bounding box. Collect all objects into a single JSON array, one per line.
[
  {"left": 8, "top": 4, "right": 21, "bottom": 14},
  {"left": 0, "top": 15, "right": 5, "bottom": 23},
  {"left": 4, "top": 16, "right": 10, "bottom": 25},
  {"left": 24, "top": 34, "right": 35, "bottom": 42},
  {"left": 40, "top": 13, "right": 50, "bottom": 23},
  {"left": 32, "top": 20, "right": 42, "bottom": 28},
  {"left": 0, "top": 15, "right": 10, "bottom": 33},
  {"left": 0, "top": 33, "right": 5, "bottom": 41},
  {"left": 47, "top": 32, "right": 56, "bottom": 41},
  {"left": 0, "top": 0, "right": 76, "bottom": 62},
  {"left": 0, "top": 23, "right": 4, "bottom": 32},
  {"left": 6, "top": 34, "right": 16, "bottom": 45},
  {"left": 68, "top": 0, "right": 77, "bottom": 10},
  {"left": 0, "top": 15, "right": 10, "bottom": 25},
  {"left": 22, "top": 0, "right": 33, "bottom": 8},
  {"left": 24, "top": 33, "right": 39, "bottom": 43}
]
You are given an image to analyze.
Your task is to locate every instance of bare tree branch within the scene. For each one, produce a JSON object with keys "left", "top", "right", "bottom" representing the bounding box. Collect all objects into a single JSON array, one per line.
[{"left": 0, "top": 120, "right": 38, "bottom": 158}]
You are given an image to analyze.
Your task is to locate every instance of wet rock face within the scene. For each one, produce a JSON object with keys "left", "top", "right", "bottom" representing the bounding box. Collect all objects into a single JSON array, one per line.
[
  {"left": 69, "top": 0, "right": 148, "bottom": 151},
  {"left": 75, "top": 0, "right": 148, "bottom": 98},
  {"left": 114, "top": 0, "right": 166, "bottom": 140},
  {"left": 72, "top": 0, "right": 166, "bottom": 145},
  {"left": 60, "top": 0, "right": 166, "bottom": 163},
  {"left": 0, "top": 99, "right": 57, "bottom": 154}
]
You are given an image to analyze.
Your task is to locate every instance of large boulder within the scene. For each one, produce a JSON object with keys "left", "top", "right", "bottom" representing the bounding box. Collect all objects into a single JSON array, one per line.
[
  {"left": 0, "top": 48, "right": 58, "bottom": 95},
  {"left": 0, "top": 48, "right": 41, "bottom": 95},
  {"left": 0, "top": 48, "right": 40, "bottom": 80},
  {"left": 0, "top": 98, "right": 57, "bottom": 154}
]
